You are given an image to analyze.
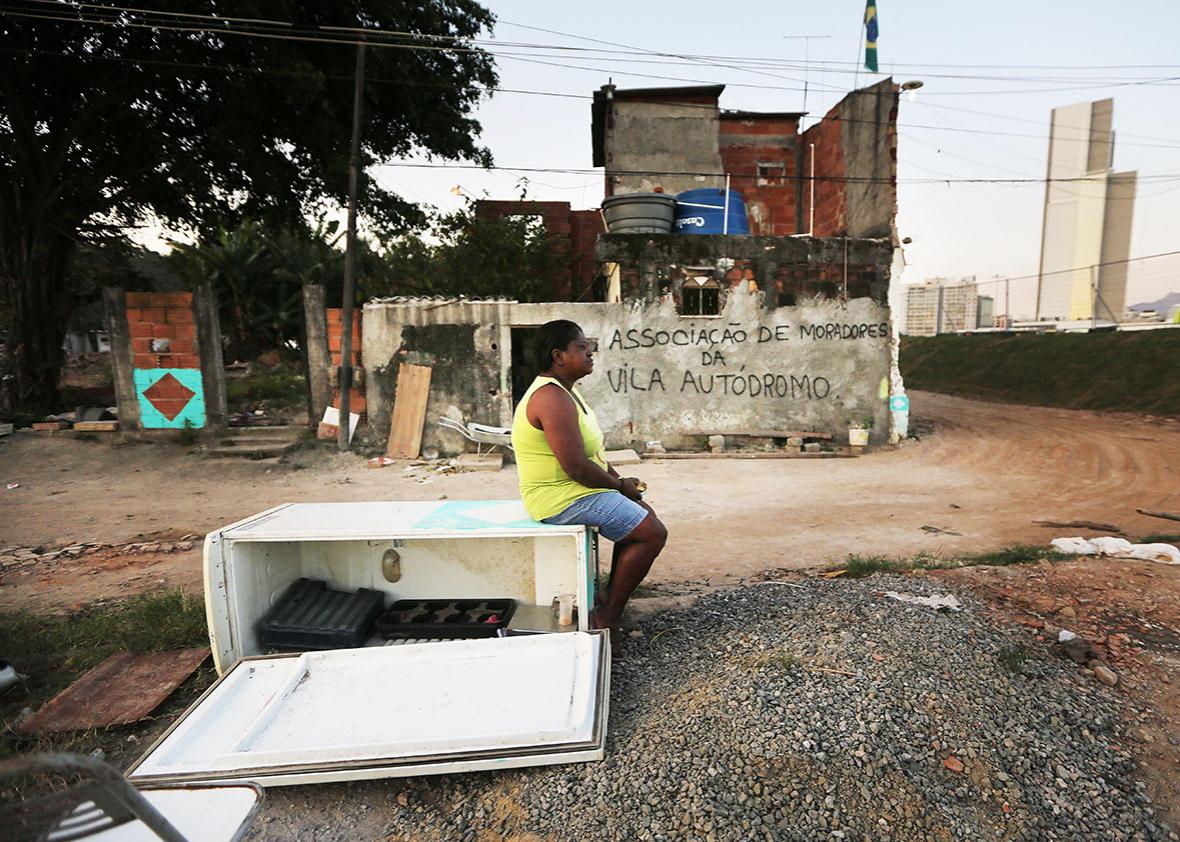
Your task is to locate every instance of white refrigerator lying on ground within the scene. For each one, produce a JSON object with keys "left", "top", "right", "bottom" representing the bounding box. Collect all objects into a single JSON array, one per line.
[{"left": 127, "top": 500, "right": 609, "bottom": 788}]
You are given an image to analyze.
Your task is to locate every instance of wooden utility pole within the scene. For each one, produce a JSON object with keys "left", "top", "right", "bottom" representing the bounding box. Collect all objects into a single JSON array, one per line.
[{"left": 338, "top": 40, "right": 366, "bottom": 451}]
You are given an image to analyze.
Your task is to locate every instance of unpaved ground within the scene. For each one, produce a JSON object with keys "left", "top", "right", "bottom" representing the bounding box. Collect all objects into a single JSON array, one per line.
[
  {"left": 930, "top": 558, "right": 1180, "bottom": 832},
  {"left": 2, "top": 391, "right": 1178, "bottom": 837},
  {"left": 2, "top": 390, "right": 1179, "bottom": 613}
]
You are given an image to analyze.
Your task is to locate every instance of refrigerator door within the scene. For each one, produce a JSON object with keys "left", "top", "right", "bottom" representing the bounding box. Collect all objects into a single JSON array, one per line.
[{"left": 127, "top": 632, "right": 609, "bottom": 787}]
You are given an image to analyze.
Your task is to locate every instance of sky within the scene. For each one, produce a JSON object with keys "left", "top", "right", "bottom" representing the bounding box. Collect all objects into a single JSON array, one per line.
[
  {"left": 116, "top": 1, "right": 1177, "bottom": 317},
  {"left": 363, "top": 0, "right": 1180, "bottom": 318}
]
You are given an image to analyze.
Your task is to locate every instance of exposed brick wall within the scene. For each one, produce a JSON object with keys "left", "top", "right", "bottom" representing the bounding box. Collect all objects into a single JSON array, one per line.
[
  {"left": 719, "top": 115, "right": 801, "bottom": 236},
  {"left": 474, "top": 200, "right": 606, "bottom": 301},
  {"left": 326, "top": 308, "right": 365, "bottom": 415},
  {"left": 801, "top": 113, "right": 848, "bottom": 238},
  {"left": 125, "top": 292, "right": 199, "bottom": 370},
  {"left": 801, "top": 80, "right": 899, "bottom": 239}
]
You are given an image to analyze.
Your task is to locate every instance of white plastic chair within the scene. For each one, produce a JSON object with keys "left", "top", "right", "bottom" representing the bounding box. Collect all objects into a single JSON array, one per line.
[
  {"left": 437, "top": 417, "right": 513, "bottom": 455},
  {"left": 0, "top": 752, "right": 261, "bottom": 842}
]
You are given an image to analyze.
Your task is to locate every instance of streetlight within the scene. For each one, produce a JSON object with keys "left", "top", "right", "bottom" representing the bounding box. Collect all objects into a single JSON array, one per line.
[{"left": 900, "top": 79, "right": 925, "bottom": 103}]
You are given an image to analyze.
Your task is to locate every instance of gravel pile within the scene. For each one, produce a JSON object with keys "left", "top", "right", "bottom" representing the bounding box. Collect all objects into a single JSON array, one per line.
[{"left": 251, "top": 577, "right": 1176, "bottom": 842}]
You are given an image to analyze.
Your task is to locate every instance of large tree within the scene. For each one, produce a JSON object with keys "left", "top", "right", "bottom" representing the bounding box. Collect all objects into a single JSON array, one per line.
[{"left": 0, "top": 0, "right": 496, "bottom": 411}]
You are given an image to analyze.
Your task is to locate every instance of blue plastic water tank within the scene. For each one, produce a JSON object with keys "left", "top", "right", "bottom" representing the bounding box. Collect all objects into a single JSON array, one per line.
[{"left": 674, "top": 189, "right": 750, "bottom": 235}]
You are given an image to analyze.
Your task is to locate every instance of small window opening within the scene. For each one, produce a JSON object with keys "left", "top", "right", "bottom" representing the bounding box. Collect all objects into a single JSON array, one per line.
[
  {"left": 756, "top": 161, "right": 786, "bottom": 186},
  {"left": 681, "top": 276, "right": 722, "bottom": 317}
]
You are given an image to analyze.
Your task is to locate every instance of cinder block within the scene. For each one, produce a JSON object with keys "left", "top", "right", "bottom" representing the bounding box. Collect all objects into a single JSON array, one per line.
[
  {"left": 165, "top": 307, "right": 194, "bottom": 324},
  {"left": 803, "top": 442, "right": 822, "bottom": 453},
  {"left": 125, "top": 292, "right": 155, "bottom": 307},
  {"left": 168, "top": 338, "right": 195, "bottom": 354},
  {"left": 133, "top": 354, "right": 156, "bottom": 369},
  {"left": 140, "top": 307, "right": 165, "bottom": 323},
  {"left": 153, "top": 323, "right": 176, "bottom": 339},
  {"left": 128, "top": 321, "right": 154, "bottom": 338},
  {"left": 159, "top": 292, "right": 193, "bottom": 307},
  {"left": 132, "top": 337, "right": 153, "bottom": 354},
  {"left": 125, "top": 307, "right": 143, "bottom": 323},
  {"left": 173, "top": 322, "right": 196, "bottom": 340},
  {"left": 176, "top": 354, "right": 201, "bottom": 369}
]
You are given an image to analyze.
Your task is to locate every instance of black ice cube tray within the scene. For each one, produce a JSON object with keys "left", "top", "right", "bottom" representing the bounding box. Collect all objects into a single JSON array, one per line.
[
  {"left": 375, "top": 598, "right": 517, "bottom": 640},
  {"left": 259, "top": 578, "right": 385, "bottom": 651}
]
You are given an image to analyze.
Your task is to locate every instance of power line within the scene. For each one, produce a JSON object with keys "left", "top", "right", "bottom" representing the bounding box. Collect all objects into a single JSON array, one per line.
[
  {"left": 7, "top": 1, "right": 1180, "bottom": 96},
  {"left": 377, "top": 160, "right": 1180, "bottom": 186},
  {"left": 12, "top": 39, "right": 1180, "bottom": 155}
]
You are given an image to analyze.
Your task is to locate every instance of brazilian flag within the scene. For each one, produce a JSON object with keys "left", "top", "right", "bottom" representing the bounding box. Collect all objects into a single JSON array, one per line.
[{"left": 864, "top": 0, "right": 879, "bottom": 72}]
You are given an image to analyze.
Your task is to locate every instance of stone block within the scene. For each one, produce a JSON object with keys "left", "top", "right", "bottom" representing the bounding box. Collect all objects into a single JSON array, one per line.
[
  {"left": 786, "top": 436, "right": 803, "bottom": 447},
  {"left": 708, "top": 435, "right": 726, "bottom": 452},
  {"left": 803, "top": 442, "right": 822, "bottom": 453},
  {"left": 605, "top": 449, "right": 642, "bottom": 466}
]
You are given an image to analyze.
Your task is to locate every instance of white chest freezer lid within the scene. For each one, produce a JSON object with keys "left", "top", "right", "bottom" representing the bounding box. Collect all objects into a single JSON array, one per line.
[{"left": 128, "top": 632, "right": 607, "bottom": 784}]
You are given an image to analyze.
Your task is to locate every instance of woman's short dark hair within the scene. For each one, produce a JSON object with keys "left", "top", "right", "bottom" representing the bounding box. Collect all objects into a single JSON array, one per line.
[{"left": 534, "top": 320, "right": 584, "bottom": 372}]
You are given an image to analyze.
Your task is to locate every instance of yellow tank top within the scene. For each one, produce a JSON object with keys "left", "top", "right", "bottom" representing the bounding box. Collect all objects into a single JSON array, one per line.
[{"left": 511, "top": 376, "right": 611, "bottom": 521}]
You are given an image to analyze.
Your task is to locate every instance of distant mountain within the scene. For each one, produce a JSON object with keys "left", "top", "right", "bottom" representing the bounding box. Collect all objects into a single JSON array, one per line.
[{"left": 1129, "top": 292, "right": 1180, "bottom": 313}]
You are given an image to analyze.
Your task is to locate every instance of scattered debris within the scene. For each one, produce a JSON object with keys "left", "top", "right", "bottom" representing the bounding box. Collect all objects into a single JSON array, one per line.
[
  {"left": 884, "top": 591, "right": 963, "bottom": 612},
  {"left": 1034, "top": 519, "right": 1124, "bottom": 533},
  {"left": 18, "top": 647, "right": 210, "bottom": 733},
  {"left": 366, "top": 456, "right": 396, "bottom": 469},
  {"left": 1051, "top": 536, "right": 1180, "bottom": 565},
  {"left": 5, "top": 482, "right": 18, "bottom": 490},
  {"left": 1138, "top": 508, "right": 1180, "bottom": 524},
  {"left": 921, "top": 525, "right": 963, "bottom": 536},
  {"left": 0, "top": 659, "right": 28, "bottom": 697},
  {"left": 1092, "top": 663, "right": 1120, "bottom": 687},
  {"left": 455, "top": 452, "right": 503, "bottom": 472},
  {"left": 73, "top": 420, "right": 119, "bottom": 432}
]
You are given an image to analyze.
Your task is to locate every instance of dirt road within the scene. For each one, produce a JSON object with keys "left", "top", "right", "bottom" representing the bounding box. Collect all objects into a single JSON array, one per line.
[{"left": 2, "top": 391, "right": 1178, "bottom": 613}]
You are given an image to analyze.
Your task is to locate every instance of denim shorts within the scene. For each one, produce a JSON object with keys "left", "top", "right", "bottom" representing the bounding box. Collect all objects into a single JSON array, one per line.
[{"left": 542, "top": 491, "right": 648, "bottom": 542}]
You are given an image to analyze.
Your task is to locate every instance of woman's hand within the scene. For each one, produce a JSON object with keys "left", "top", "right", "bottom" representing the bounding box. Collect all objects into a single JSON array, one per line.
[{"left": 618, "top": 477, "right": 644, "bottom": 502}]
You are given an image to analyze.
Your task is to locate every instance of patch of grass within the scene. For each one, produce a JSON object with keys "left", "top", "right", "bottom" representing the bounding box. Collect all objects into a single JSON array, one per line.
[
  {"left": 175, "top": 417, "right": 199, "bottom": 446},
  {"left": 227, "top": 362, "right": 306, "bottom": 409},
  {"left": 842, "top": 555, "right": 914, "bottom": 577},
  {"left": 901, "top": 331, "right": 1180, "bottom": 416},
  {"left": 959, "top": 545, "right": 1074, "bottom": 566},
  {"left": 829, "top": 545, "right": 1077, "bottom": 578},
  {"left": 0, "top": 590, "right": 210, "bottom": 760},
  {"left": 997, "top": 643, "right": 1030, "bottom": 674},
  {"left": 1140, "top": 533, "right": 1180, "bottom": 546}
]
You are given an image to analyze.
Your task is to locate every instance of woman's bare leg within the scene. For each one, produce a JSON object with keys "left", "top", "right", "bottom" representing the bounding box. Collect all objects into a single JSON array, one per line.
[{"left": 592, "top": 510, "right": 667, "bottom": 632}]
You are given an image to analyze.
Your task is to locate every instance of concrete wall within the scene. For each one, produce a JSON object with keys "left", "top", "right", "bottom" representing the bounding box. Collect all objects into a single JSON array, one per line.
[
  {"left": 801, "top": 78, "right": 898, "bottom": 239},
  {"left": 605, "top": 99, "right": 725, "bottom": 196},
  {"left": 363, "top": 284, "right": 894, "bottom": 454}
]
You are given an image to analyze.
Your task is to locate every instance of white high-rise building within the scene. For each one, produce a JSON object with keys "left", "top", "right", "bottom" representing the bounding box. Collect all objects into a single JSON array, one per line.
[
  {"left": 905, "top": 278, "right": 980, "bottom": 335},
  {"left": 1036, "top": 99, "right": 1136, "bottom": 322}
]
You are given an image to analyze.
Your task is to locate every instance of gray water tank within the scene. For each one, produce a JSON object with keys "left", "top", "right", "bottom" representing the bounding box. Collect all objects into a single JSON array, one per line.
[{"left": 601, "top": 193, "right": 676, "bottom": 234}]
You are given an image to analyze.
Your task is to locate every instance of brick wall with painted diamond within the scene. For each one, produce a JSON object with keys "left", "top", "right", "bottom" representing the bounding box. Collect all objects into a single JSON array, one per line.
[{"left": 126, "top": 292, "right": 207, "bottom": 429}]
